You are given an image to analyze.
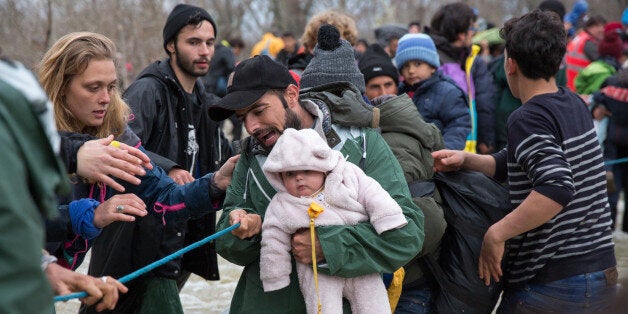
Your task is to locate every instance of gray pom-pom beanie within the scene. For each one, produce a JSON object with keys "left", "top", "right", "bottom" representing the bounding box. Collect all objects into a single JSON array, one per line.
[{"left": 299, "top": 24, "right": 366, "bottom": 93}]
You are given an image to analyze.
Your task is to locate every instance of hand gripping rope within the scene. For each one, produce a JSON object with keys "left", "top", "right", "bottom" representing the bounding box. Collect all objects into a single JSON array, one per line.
[{"left": 53, "top": 223, "right": 240, "bottom": 302}]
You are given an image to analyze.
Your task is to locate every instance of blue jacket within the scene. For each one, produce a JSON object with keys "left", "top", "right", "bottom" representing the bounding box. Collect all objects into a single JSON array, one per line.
[
  {"left": 399, "top": 70, "right": 471, "bottom": 150},
  {"left": 470, "top": 56, "right": 497, "bottom": 148},
  {"left": 55, "top": 128, "right": 221, "bottom": 273}
]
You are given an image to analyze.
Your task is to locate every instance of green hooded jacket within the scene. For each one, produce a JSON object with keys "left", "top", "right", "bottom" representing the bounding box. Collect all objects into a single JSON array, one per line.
[
  {"left": 575, "top": 60, "right": 616, "bottom": 95},
  {"left": 0, "top": 60, "right": 68, "bottom": 314},
  {"left": 216, "top": 94, "right": 424, "bottom": 313}
]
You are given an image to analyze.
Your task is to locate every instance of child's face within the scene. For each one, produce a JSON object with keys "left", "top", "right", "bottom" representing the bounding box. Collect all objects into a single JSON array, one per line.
[
  {"left": 281, "top": 170, "right": 325, "bottom": 197},
  {"left": 400, "top": 60, "right": 435, "bottom": 86}
]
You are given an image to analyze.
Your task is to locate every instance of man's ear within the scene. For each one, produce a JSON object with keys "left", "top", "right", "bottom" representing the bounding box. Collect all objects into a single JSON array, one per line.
[
  {"left": 285, "top": 84, "right": 300, "bottom": 108},
  {"left": 505, "top": 57, "right": 517, "bottom": 75},
  {"left": 166, "top": 41, "right": 175, "bottom": 55}
]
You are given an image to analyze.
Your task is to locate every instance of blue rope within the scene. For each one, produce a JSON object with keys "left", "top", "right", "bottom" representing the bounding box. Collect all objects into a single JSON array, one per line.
[
  {"left": 605, "top": 157, "right": 628, "bottom": 166},
  {"left": 53, "top": 222, "right": 240, "bottom": 302},
  {"left": 54, "top": 157, "right": 628, "bottom": 302}
]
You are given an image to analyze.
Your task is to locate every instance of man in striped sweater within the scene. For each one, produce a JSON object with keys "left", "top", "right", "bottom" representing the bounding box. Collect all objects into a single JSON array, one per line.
[{"left": 432, "top": 9, "right": 617, "bottom": 312}]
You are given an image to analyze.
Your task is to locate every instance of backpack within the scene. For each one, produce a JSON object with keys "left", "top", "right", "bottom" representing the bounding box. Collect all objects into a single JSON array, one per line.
[{"left": 426, "top": 170, "right": 510, "bottom": 313}]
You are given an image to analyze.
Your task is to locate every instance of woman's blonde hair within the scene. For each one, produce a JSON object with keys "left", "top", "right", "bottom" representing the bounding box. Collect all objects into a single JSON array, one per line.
[
  {"left": 301, "top": 10, "right": 358, "bottom": 51},
  {"left": 38, "top": 32, "right": 130, "bottom": 138}
]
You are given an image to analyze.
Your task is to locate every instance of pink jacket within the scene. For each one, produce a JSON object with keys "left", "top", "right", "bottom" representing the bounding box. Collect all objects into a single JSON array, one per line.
[{"left": 260, "top": 130, "right": 407, "bottom": 291}]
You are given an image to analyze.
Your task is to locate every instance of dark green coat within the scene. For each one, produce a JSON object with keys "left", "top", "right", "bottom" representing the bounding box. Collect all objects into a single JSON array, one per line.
[
  {"left": 0, "top": 60, "right": 68, "bottom": 314},
  {"left": 377, "top": 94, "right": 447, "bottom": 285},
  {"left": 216, "top": 99, "right": 424, "bottom": 313}
]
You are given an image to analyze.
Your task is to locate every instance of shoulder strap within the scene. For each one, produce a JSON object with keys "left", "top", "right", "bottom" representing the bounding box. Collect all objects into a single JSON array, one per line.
[
  {"left": 300, "top": 82, "right": 379, "bottom": 128},
  {"left": 334, "top": 125, "right": 368, "bottom": 169}
]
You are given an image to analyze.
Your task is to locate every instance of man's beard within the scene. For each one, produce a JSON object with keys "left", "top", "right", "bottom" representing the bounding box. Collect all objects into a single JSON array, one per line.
[
  {"left": 257, "top": 107, "right": 302, "bottom": 151},
  {"left": 174, "top": 44, "right": 210, "bottom": 77},
  {"left": 284, "top": 106, "right": 302, "bottom": 130}
]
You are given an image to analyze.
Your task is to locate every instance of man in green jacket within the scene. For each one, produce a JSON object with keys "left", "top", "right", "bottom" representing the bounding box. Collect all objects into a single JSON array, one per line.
[{"left": 209, "top": 55, "right": 425, "bottom": 313}]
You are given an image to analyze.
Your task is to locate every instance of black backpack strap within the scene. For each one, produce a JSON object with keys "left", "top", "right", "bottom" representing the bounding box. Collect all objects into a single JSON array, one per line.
[{"left": 407, "top": 179, "right": 435, "bottom": 198}]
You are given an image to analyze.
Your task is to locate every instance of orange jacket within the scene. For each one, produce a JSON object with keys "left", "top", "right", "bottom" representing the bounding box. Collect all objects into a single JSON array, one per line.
[{"left": 565, "top": 31, "right": 594, "bottom": 91}]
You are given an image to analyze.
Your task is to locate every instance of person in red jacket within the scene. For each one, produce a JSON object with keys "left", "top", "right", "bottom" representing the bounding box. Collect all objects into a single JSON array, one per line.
[{"left": 565, "top": 14, "right": 606, "bottom": 91}]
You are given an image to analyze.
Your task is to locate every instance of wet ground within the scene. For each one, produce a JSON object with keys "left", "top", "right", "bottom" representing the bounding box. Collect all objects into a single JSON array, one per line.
[
  {"left": 56, "top": 203, "right": 628, "bottom": 314},
  {"left": 54, "top": 255, "right": 240, "bottom": 314}
]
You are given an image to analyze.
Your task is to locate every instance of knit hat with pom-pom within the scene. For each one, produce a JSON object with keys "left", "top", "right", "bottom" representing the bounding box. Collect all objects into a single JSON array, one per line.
[
  {"left": 299, "top": 24, "right": 366, "bottom": 93},
  {"left": 598, "top": 25, "right": 623, "bottom": 62},
  {"left": 538, "top": 0, "right": 566, "bottom": 20}
]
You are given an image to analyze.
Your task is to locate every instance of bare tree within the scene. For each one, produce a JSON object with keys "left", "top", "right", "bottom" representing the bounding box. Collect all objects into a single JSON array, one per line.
[
  {"left": 269, "top": 0, "right": 314, "bottom": 35},
  {"left": 1, "top": 0, "right": 51, "bottom": 68},
  {"left": 198, "top": 0, "right": 246, "bottom": 40},
  {"left": 1, "top": 0, "right": 626, "bottom": 77}
]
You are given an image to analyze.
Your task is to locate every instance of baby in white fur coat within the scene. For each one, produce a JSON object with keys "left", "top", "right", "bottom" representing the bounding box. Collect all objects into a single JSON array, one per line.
[{"left": 260, "top": 128, "right": 408, "bottom": 314}]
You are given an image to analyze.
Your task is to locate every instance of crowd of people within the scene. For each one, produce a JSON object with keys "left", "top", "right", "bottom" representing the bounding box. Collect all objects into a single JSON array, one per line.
[{"left": 1, "top": 0, "right": 625, "bottom": 313}]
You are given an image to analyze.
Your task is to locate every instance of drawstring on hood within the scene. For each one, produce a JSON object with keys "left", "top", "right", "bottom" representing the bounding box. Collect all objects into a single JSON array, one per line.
[{"left": 248, "top": 168, "right": 272, "bottom": 202}]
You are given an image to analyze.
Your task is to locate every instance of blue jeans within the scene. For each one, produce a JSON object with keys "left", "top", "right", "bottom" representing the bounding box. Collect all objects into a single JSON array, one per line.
[
  {"left": 395, "top": 285, "right": 433, "bottom": 314},
  {"left": 497, "top": 269, "right": 617, "bottom": 313}
]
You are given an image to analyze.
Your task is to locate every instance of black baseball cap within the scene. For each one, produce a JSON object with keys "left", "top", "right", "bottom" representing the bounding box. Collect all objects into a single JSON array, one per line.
[{"left": 208, "top": 55, "right": 296, "bottom": 121}]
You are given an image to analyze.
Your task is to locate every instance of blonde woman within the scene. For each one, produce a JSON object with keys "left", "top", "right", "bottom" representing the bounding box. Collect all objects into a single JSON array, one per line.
[
  {"left": 39, "top": 32, "right": 238, "bottom": 313},
  {"left": 300, "top": 10, "right": 358, "bottom": 52},
  {"left": 287, "top": 10, "right": 359, "bottom": 75}
]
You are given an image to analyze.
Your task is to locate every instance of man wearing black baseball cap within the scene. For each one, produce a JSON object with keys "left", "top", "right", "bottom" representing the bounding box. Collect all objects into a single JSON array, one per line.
[
  {"left": 208, "top": 55, "right": 297, "bottom": 124},
  {"left": 114, "top": 3, "right": 233, "bottom": 313},
  {"left": 210, "top": 55, "right": 425, "bottom": 313}
]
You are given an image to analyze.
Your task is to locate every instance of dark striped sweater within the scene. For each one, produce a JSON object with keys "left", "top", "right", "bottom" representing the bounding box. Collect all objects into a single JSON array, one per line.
[{"left": 493, "top": 87, "right": 615, "bottom": 286}]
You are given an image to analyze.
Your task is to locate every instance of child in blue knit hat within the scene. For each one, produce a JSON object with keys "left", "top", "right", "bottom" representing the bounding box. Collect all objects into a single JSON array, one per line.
[{"left": 396, "top": 33, "right": 471, "bottom": 150}]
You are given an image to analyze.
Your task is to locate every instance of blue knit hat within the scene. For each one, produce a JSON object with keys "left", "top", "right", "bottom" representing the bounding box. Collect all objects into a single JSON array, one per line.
[{"left": 394, "top": 34, "right": 440, "bottom": 70}]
